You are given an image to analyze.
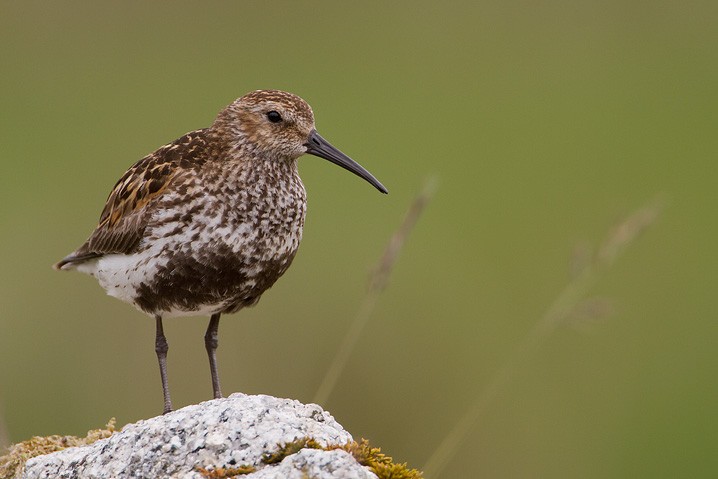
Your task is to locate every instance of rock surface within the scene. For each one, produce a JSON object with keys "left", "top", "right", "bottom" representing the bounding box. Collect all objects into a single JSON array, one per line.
[{"left": 22, "top": 393, "right": 377, "bottom": 479}]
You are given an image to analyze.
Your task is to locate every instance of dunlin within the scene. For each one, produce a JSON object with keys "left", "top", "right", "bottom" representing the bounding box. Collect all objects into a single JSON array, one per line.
[{"left": 55, "top": 90, "right": 387, "bottom": 413}]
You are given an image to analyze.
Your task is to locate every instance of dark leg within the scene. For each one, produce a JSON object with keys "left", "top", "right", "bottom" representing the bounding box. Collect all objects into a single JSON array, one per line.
[
  {"left": 155, "top": 315, "right": 172, "bottom": 414},
  {"left": 205, "top": 313, "right": 223, "bottom": 399}
]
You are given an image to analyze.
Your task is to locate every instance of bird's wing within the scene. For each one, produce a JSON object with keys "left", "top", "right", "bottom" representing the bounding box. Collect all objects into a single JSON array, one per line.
[{"left": 55, "top": 129, "right": 211, "bottom": 269}]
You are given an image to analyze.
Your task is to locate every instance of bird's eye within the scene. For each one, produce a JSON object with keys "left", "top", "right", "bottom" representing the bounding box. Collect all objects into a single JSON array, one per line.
[{"left": 266, "top": 111, "right": 282, "bottom": 123}]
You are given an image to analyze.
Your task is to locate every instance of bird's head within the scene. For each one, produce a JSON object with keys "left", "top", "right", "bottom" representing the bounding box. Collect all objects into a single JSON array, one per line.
[{"left": 215, "top": 89, "right": 387, "bottom": 194}]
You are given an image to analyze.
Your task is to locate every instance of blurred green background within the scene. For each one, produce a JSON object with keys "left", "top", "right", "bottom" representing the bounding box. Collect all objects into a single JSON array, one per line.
[{"left": 1, "top": 1, "right": 717, "bottom": 477}]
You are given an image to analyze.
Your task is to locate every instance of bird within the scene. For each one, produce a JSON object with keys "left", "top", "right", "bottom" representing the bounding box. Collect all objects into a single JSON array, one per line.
[{"left": 54, "top": 89, "right": 387, "bottom": 414}]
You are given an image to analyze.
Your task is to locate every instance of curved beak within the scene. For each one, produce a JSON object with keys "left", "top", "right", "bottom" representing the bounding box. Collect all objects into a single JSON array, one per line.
[{"left": 305, "top": 129, "right": 388, "bottom": 194}]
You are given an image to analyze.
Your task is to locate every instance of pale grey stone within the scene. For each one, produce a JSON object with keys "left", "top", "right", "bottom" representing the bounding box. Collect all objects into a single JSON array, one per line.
[{"left": 22, "top": 393, "right": 377, "bottom": 479}]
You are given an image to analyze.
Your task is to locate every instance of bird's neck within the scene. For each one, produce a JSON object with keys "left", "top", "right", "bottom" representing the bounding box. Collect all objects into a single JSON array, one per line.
[{"left": 222, "top": 144, "right": 299, "bottom": 179}]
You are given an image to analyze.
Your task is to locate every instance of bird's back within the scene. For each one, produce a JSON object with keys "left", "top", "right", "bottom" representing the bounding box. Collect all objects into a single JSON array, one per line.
[{"left": 55, "top": 129, "right": 213, "bottom": 270}]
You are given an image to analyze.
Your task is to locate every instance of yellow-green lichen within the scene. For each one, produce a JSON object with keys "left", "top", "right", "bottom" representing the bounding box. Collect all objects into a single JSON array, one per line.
[
  {"left": 261, "top": 437, "right": 323, "bottom": 464},
  {"left": 200, "top": 436, "right": 422, "bottom": 479},
  {"left": 197, "top": 464, "right": 257, "bottom": 478},
  {"left": 329, "top": 439, "right": 423, "bottom": 479},
  {"left": 0, "top": 419, "right": 117, "bottom": 479}
]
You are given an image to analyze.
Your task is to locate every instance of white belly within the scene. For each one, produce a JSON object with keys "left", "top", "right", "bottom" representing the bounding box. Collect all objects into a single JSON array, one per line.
[{"left": 75, "top": 251, "right": 231, "bottom": 318}]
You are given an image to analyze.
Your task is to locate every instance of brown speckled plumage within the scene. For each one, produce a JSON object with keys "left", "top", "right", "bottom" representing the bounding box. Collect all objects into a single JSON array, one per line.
[{"left": 54, "top": 89, "right": 387, "bottom": 413}]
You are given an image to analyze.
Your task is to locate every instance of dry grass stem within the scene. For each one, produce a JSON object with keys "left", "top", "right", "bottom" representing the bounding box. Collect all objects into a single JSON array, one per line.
[
  {"left": 598, "top": 198, "right": 664, "bottom": 266},
  {"left": 313, "top": 178, "right": 437, "bottom": 406},
  {"left": 422, "top": 198, "right": 663, "bottom": 478}
]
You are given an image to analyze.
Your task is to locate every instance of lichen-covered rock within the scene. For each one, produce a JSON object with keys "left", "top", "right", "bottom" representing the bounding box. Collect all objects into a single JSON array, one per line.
[{"left": 22, "top": 393, "right": 377, "bottom": 479}]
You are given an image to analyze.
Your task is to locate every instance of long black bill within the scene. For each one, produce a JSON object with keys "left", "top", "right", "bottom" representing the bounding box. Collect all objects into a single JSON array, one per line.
[{"left": 305, "top": 129, "right": 388, "bottom": 194}]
